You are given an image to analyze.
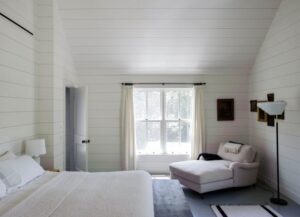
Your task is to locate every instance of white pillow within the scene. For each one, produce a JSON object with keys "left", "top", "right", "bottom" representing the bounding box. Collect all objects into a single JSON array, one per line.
[
  {"left": 218, "top": 143, "right": 256, "bottom": 163},
  {"left": 0, "top": 151, "right": 17, "bottom": 161},
  {"left": 0, "top": 166, "right": 21, "bottom": 193},
  {"left": 0, "top": 179, "right": 7, "bottom": 198},
  {"left": 0, "top": 155, "right": 45, "bottom": 189},
  {"left": 223, "top": 142, "right": 242, "bottom": 154}
]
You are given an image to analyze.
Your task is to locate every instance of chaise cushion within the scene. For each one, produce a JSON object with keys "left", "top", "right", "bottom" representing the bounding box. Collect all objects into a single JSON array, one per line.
[
  {"left": 218, "top": 143, "right": 256, "bottom": 163},
  {"left": 169, "top": 160, "right": 233, "bottom": 185}
]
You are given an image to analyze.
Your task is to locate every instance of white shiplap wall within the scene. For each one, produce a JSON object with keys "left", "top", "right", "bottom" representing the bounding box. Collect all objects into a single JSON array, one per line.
[
  {"left": 0, "top": 0, "right": 77, "bottom": 169},
  {"left": 79, "top": 74, "right": 249, "bottom": 172},
  {"left": 35, "top": 0, "right": 56, "bottom": 168},
  {"left": 52, "top": 0, "right": 79, "bottom": 169},
  {"left": 0, "top": 0, "right": 36, "bottom": 154},
  {"left": 249, "top": 0, "right": 300, "bottom": 204},
  {"left": 35, "top": 0, "right": 78, "bottom": 170}
]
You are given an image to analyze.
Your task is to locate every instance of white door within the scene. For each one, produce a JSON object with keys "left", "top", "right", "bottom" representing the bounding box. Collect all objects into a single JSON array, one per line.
[{"left": 74, "top": 87, "right": 89, "bottom": 171}]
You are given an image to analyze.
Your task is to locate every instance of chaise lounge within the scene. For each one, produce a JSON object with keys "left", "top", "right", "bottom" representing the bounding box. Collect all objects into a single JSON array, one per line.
[{"left": 169, "top": 143, "right": 259, "bottom": 194}]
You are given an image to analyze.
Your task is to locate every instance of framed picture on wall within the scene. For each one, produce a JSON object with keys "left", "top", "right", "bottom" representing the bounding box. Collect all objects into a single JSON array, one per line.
[
  {"left": 250, "top": 100, "right": 257, "bottom": 112},
  {"left": 267, "top": 93, "right": 275, "bottom": 126},
  {"left": 257, "top": 100, "right": 267, "bottom": 122},
  {"left": 267, "top": 93, "right": 274, "bottom": 102},
  {"left": 267, "top": 114, "right": 275, "bottom": 126},
  {"left": 217, "top": 99, "right": 234, "bottom": 121},
  {"left": 278, "top": 112, "right": 285, "bottom": 120}
]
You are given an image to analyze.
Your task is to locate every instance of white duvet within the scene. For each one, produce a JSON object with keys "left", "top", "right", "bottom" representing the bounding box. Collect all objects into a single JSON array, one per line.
[{"left": 0, "top": 170, "right": 154, "bottom": 217}]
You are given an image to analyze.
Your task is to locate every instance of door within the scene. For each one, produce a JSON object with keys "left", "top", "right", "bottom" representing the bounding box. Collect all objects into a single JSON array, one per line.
[{"left": 73, "top": 87, "right": 89, "bottom": 171}]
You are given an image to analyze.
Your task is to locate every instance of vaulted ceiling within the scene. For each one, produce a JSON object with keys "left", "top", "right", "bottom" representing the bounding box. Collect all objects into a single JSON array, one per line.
[{"left": 58, "top": 0, "right": 281, "bottom": 75}]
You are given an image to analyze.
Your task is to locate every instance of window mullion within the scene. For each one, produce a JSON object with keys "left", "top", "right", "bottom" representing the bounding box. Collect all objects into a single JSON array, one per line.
[
  {"left": 161, "top": 89, "right": 166, "bottom": 154},
  {"left": 178, "top": 91, "right": 181, "bottom": 148},
  {"left": 146, "top": 91, "right": 149, "bottom": 153}
]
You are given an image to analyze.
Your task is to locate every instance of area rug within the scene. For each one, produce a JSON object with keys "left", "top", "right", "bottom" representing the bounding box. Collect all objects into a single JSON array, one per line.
[
  {"left": 211, "top": 205, "right": 283, "bottom": 217},
  {"left": 153, "top": 179, "right": 194, "bottom": 217}
]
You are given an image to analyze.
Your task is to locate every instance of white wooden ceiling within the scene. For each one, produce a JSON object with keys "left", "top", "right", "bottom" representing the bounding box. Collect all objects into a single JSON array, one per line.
[{"left": 58, "top": 0, "right": 281, "bottom": 75}]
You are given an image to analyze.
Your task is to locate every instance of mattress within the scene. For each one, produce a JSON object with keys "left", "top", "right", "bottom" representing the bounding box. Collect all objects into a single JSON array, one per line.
[{"left": 0, "top": 170, "right": 154, "bottom": 217}]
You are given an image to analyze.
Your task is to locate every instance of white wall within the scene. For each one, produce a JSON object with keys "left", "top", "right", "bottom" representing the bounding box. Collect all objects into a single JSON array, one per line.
[
  {"left": 35, "top": 0, "right": 56, "bottom": 168},
  {"left": 0, "top": 0, "right": 36, "bottom": 154},
  {"left": 79, "top": 74, "right": 249, "bottom": 172},
  {"left": 53, "top": 0, "right": 78, "bottom": 169},
  {"left": 249, "top": 0, "right": 300, "bottom": 204},
  {"left": 35, "top": 0, "right": 78, "bottom": 170},
  {"left": 0, "top": 0, "right": 77, "bottom": 169}
]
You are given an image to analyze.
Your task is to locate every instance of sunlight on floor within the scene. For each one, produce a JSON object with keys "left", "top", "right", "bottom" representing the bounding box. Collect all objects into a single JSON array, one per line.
[{"left": 152, "top": 174, "right": 170, "bottom": 180}]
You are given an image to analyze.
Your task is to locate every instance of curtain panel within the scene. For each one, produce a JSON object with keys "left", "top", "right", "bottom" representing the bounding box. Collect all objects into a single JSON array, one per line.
[
  {"left": 121, "top": 85, "right": 136, "bottom": 170},
  {"left": 191, "top": 85, "right": 206, "bottom": 159}
]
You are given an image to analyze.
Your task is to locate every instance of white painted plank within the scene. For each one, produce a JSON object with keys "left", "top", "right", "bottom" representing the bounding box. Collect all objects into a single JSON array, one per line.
[{"left": 59, "top": 0, "right": 280, "bottom": 9}]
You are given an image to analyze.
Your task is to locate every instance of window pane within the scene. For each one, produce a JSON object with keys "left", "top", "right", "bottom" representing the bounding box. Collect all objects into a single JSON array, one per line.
[
  {"left": 134, "top": 88, "right": 192, "bottom": 156},
  {"left": 147, "top": 91, "right": 161, "bottom": 120},
  {"left": 166, "top": 121, "right": 180, "bottom": 154},
  {"left": 180, "top": 90, "right": 192, "bottom": 119},
  {"left": 146, "top": 122, "right": 161, "bottom": 154},
  {"left": 133, "top": 91, "right": 146, "bottom": 120},
  {"left": 135, "top": 121, "right": 147, "bottom": 154},
  {"left": 180, "top": 121, "right": 191, "bottom": 154},
  {"left": 165, "top": 90, "right": 179, "bottom": 120}
]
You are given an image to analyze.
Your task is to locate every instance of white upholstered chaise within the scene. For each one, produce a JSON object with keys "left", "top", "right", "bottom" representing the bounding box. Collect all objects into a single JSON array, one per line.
[{"left": 169, "top": 143, "right": 259, "bottom": 194}]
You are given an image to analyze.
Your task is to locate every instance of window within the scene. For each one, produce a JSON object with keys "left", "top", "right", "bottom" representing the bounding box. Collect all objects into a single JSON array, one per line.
[{"left": 133, "top": 88, "right": 192, "bottom": 155}]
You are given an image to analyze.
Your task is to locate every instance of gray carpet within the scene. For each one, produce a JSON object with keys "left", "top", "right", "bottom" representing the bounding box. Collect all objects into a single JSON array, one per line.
[
  {"left": 153, "top": 180, "right": 300, "bottom": 217},
  {"left": 153, "top": 179, "right": 193, "bottom": 217}
]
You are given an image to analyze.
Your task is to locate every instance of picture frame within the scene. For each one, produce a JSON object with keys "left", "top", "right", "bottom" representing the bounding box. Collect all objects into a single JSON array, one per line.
[
  {"left": 267, "top": 114, "right": 275, "bottom": 126},
  {"left": 257, "top": 100, "right": 267, "bottom": 122},
  {"left": 250, "top": 100, "right": 257, "bottom": 112},
  {"left": 217, "top": 99, "right": 234, "bottom": 121},
  {"left": 267, "top": 93, "right": 275, "bottom": 126},
  {"left": 267, "top": 93, "right": 274, "bottom": 102},
  {"left": 278, "top": 112, "right": 285, "bottom": 120}
]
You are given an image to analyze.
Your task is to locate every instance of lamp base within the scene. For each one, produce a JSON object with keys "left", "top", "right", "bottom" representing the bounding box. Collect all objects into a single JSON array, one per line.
[
  {"left": 32, "top": 156, "right": 41, "bottom": 164},
  {"left": 270, "top": 197, "right": 288, "bottom": 206}
]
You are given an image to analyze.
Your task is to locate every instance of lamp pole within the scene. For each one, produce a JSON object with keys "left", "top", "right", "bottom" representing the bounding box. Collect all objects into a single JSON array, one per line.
[{"left": 270, "top": 116, "right": 287, "bottom": 205}]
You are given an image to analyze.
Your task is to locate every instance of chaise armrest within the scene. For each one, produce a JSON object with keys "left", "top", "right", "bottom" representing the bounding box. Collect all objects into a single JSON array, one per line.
[
  {"left": 229, "top": 161, "right": 259, "bottom": 170},
  {"left": 229, "top": 161, "right": 260, "bottom": 187}
]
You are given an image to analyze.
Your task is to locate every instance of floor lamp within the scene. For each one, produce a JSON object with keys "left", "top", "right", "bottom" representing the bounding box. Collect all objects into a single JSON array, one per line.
[{"left": 257, "top": 100, "right": 288, "bottom": 206}]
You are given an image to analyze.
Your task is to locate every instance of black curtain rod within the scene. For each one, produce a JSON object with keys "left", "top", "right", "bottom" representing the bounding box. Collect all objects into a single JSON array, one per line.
[
  {"left": 0, "top": 12, "right": 33, "bottom": 35},
  {"left": 122, "top": 82, "right": 206, "bottom": 86}
]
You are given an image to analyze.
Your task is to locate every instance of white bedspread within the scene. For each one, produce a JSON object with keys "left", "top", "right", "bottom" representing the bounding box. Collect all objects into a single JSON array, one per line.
[{"left": 0, "top": 170, "right": 154, "bottom": 217}]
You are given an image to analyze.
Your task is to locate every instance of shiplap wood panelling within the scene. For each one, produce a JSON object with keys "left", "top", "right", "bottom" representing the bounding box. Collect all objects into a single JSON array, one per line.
[
  {"left": 249, "top": 0, "right": 300, "bottom": 204},
  {"left": 0, "top": 0, "right": 36, "bottom": 154},
  {"left": 35, "top": 0, "right": 56, "bottom": 169},
  {"left": 52, "top": 0, "right": 78, "bottom": 169},
  {"left": 79, "top": 74, "right": 250, "bottom": 172},
  {"left": 58, "top": 0, "right": 280, "bottom": 75},
  {"left": 35, "top": 0, "right": 78, "bottom": 170},
  {"left": 0, "top": 0, "right": 34, "bottom": 33}
]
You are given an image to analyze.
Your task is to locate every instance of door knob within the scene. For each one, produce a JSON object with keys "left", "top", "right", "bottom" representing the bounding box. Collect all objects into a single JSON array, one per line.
[{"left": 82, "top": 139, "right": 90, "bottom": 144}]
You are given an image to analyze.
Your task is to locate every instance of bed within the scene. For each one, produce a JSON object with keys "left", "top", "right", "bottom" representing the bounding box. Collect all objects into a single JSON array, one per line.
[{"left": 0, "top": 153, "right": 154, "bottom": 217}]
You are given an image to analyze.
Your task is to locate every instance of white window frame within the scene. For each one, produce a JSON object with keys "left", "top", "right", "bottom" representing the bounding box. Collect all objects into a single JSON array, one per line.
[{"left": 134, "top": 87, "right": 192, "bottom": 155}]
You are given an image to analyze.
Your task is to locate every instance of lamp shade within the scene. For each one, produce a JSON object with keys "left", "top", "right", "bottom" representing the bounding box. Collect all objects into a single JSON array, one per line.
[
  {"left": 257, "top": 100, "right": 287, "bottom": 116},
  {"left": 25, "top": 139, "right": 46, "bottom": 157}
]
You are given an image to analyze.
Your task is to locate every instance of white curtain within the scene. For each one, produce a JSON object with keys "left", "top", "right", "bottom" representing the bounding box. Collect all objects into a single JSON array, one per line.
[
  {"left": 191, "top": 85, "right": 206, "bottom": 159},
  {"left": 121, "top": 85, "right": 136, "bottom": 170}
]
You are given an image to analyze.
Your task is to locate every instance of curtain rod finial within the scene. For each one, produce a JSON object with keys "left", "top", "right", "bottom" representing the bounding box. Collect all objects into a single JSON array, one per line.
[{"left": 122, "top": 83, "right": 133, "bottom": 86}]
